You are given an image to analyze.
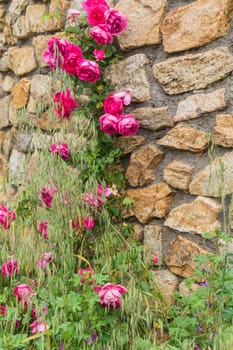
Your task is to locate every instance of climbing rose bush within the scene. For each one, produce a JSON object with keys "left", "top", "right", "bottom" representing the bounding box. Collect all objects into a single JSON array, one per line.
[{"left": 53, "top": 89, "right": 78, "bottom": 119}]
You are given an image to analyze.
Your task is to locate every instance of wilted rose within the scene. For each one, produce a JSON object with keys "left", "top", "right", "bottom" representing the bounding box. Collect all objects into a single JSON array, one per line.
[{"left": 94, "top": 283, "right": 127, "bottom": 308}]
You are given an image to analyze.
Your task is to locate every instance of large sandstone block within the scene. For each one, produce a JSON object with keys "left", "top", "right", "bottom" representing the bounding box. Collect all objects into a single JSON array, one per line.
[
  {"left": 32, "top": 35, "right": 52, "bottom": 68},
  {"left": 165, "top": 236, "right": 211, "bottom": 279},
  {"left": 164, "top": 196, "right": 222, "bottom": 235},
  {"left": 153, "top": 269, "right": 178, "bottom": 305},
  {"left": 153, "top": 47, "right": 233, "bottom": 95},
  {"left": 0, "top": 95, "right": 10, "bottom": 129},
  {"left": 189, "top": 151, "right": 233, "bottom": 197},
  {"left": 8, "top": 46, "right": 37, "bottom": 76},
  {"left": 132, "top": 107, "right": 173, "bottom": 131},
  {"left": 158, "top": 124, "right": 208, "bottom": 153},
  {"left": 163, "top": 160, "right": 194, "bottom": 191},
  {"left": 214, "top": 114, "right": 233, "bottom": 147},
  {"left": 144, "top": 225, "right": 163, "bottom": 264},
  {"left": 105, "top": 54, "right": 151, "bottom": 103},
  {"left": 116, "top": 0, "right": 167, "bottom": 50},
  {"left": 113, "top": 135, "right": 145, "bottom": 156},
  {"left": 126, "top": 144, "right": 164, "bottom": 187},
  {"left": 162, "top": 0, "right": 233, "bottom": 53},
  {"left": 11, "top": 78, "right": 31, "bottom": 109},
  {"left": 123, "top": 183, "right": 173, "bottom": 224}
]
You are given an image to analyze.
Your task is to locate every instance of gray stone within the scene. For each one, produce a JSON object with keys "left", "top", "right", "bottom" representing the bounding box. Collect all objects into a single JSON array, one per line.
[
  {"left": 144, "top": 225, "right": 163, "bottom": 264},
  {"left": 15, "top": 133, "right": 32, "bottom": 153},
  {"left": 12, "top": 16, "right": 30, "bottom": 39},
  {"left": 153, "top": 47, "right": 233, "bottom": 95},
  {"left": 30, "top": 74, "right": 53, "bottom": 108},
  {"left": 153, "top": 269, "right": 178, "bottom": 305},
  {"left": 105, "top": 54, "right": 151, "bottom": 103},
  {"left": 8, "top": 149, "right": 27, "bottom": 185},
  {"left": 174, "top": 89, "right": 226, "bottom": 122},
  {"left": 132, "top": 107, "right": 173, "bottom": 131},
  {"left": 0, "top": 95, "right": 10, "bottom": 129}
]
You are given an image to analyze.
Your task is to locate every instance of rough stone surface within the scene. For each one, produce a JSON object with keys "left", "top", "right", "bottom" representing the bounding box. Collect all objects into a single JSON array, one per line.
[
  {"left": 174, "top": 89, "right": 226, "bottom": 122},
  {"left": 11, "top": 78, "right": 31, "bottom": 109},
  {"left": 8, "top": 46, "right": 37, "bottom": 76},
  {"left": 132, "top": 107, "right": 173, "bottom": 131},
  {"left": 179, "top": 281, "right": 199, "bottom": 297},
  {"left": 25, "top": 5, "right": 47, "bottom": 33},
  {"left": 165, "top": 236, "right": 211, "bottom": 279},
  {"left": 189, "top": 151, "right": 233, "bottom": 197},
  {"left": 0, "top": 95, "right": 10, "bottom": 129},
  {"left": 12, "top": 16, "right": 29, "bottom": 38},
  {"left": 116, "top": 0, "right": 167, "bottom": 50},
  {"left": 2, "top": 75, "right": 14, "bottom": 92},
  {"left": 32, "top": 35, "right": 51, "bottom": 68},
  {"left": 0, "top": 52, "right": 9, "bottom": 72},
  {"left": 165, "top": 196, "right": 222, "bottom": 235},
  {"left": 30, "top": 74, "right": 53, "bottom": 108},
  {"left": 144, "top": 225, "right": 163, "bottom": 264},
  {"left": 8, "top": 149, "right": 27, "bottom": 185},
  {"left": 0, "top": 154, "right": 7, "bottom": 189},
  {"left": 214, "top": 114, "right": 233, "bottom": 147},
  {"left": 105, "top": 54, "right": 151, "bottom": 103},
  {"left": 15, "top": 133, "right": 32, "bottom": 153},
  {"left": 126, "top": 144, "right": 164, "bottom": 187},
  {"left": 163, "top": 160, "right": 194, "bottom": 191},
  {"left": 37, "top": 110, "right": 71, "bottom": 131},
  {"left": 162, "top": 0, "right": 233, "bottom": 53},
  {"left": 3, "top": 128, "right": 18, "bottom": 159},
  {"left": 153, "top": 269, "right": 178, "bottom": 305},
  {"left": 113, "top": 135, "right": 145, "bottom": 156},
  {"left": 153, "top": 47, "right": 233, "bottom": 95},
  {"left": 123, "top": 183, "right": 173, "bottom": 224},
  {"left": 158, "top": 124, "right": 208, "bottom": 153},
  {"left": 8, "top": 100, "right": 18, "bottom": 128},
  {"left": 9, "top": 0, "right": 28, "bottom": 15}
]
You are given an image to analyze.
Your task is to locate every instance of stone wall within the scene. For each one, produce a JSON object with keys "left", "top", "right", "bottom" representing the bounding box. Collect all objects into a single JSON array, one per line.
[{"left": 1, "top": 0, "right": 233, "bottom": 292}]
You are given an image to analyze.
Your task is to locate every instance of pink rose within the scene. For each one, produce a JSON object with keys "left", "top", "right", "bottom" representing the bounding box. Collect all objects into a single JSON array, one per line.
[
  {"left": 83, "top": 217, "right": 95, "bottom": 229},
  {"left": 0, "top": 306, "right": 6, "bottom": 316},
  {"left": 38, "top": 221, "right": 48, "bottom": 239},
  {"left": 78, "top": 267, "right": 95, "bottom": 283},
  {"left": 94, "top": 283, "right": 127, "bottom": 308},
  {"left": 153, "top": 255, "right": 159, "bottom": 264},
  {"left": 76, "top": 59, "right": 101, "bottom": 83},
  {"left": 87, "top": 5, "right": 106, "bottom": 26},
  {"left": 67, "top": 9, "right": 80, "bottom": 22},
  {"left": 40, "top": 186, "right": 57, "bottom": 208},
  {"left": 114, "top": 90, "right": 131, "bottom": 106},
  {"left": 37, "top": 252, "right": 53, "bottom": 270},
  {"left": 82, "top": 0, "right": 109, "bottom": 11},
  {"left": 90, "top": 25, "right": 113, "bottom": 45},
  {"left": 105, "top": 9, "right": 128, "bottom": 35},
  {"left": 50, "top": 143, "right": 70, "bottom": 161},
  {"left": 53, "top": 89, "right": 78, "bottom": 119},
  {"left": 0, "top": 204, "right": 16, "bottom": 230},
  {"left": 97, "top": 184, "right": 112, "bottom": 198},
  {"left": 13, "top": 284, "right": 31, "bottom": 307},
  {"left": 43, "top": 37, "right": 73, "bottom": 69},
  {"left": 117, "top": 115, "right": 139, "bottom": 136},
  {"left": 93, "top": 49, "right": 105, "bottom": 61},
  {"left": 83, "top": 193, "right": 104, "bottom": 209},
  {"left": 1, "top": 260, "right": 18, "bottom": 277},
  {"left": 29, "top": 317, "right": 49, "bottom": 334},
  {"left": 99, "top": 114, "right": 119, "bottom": 135},
  {"left": 103, "top": 93, "right": 124, "bottom": 116},
  {"left": 62, "top": 44, "right": 83, "bottom": 75}
]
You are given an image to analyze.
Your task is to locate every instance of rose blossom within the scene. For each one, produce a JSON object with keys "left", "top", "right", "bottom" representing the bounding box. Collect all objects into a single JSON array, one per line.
[
  {"left": 90, "top": 25, "right": 113, "bottom": 45},
  {"left": 76, "top": 59, "right": 101, "bottom": 83},
  {"left": 105, "top": 8, "right": 128, "bottom": 35},
  {"left": 93, "top": 49, "right": 105, "bottom": 61},
  {"left": 82, "top": 0, "right": 109, "bottom": 11},
  {"left": 117, "top": 115, "right": 139, "bottom": 136},
  {"left": 53, "top": 89, "right": 78, "bottom": 119},
  {"left": 114, "top": 90, "right": 131, "bottom": 106},
  {"left": 94, "top": 283, "right": 127, "bottom": 308},
  {"left": 78, "top": 267, "right": 95, "bottom": 283},
  {"left": 38, "top": 221, "right": 48, "bottom": 239},
  {"left": 43, "top": 37, "right": 73, "bottom": 69},
  {"left": 99, "top": 114, "right": 119, "bottom": 135},
  {"left": 87, "top": 6, "right": 106, "bottom": 26},
  {"left": 62, "top": 44, "right": 83, "bottom": 75},
  {"left": 97, "top": 184, "right": 112, "bottom": 198},
  {"left": 83, "top": 193, "right": 104, "bottom": 209},
  {"left": 1, "top": 260, "right": 18, "bottom": 277},
  {"left": 67, "top": 9, "right": 80, "bottom": 22},
  {"left": 13, "top": 284, "right": 31, "bottom": 307},
  {"left": 83, "top": 217, "right": 95, "bottom": 229},
  {"left": 0, "top": 204, "right": 16, "bottom": 230},
  {"left": 103, "top": 93, "right": 123, "bottom": 116},
  {"left": 29, "top": 317, "right": 49, "bottom": 334},
  {"left": 37, "top": 252, "right": 53, "bottom": 270},
  {"left": 50, "top": 143, "right": 70, "bottom": 161},
  {"left": 0, "top": 306, "right": 6, "bottom": 316},
  {"left": 152, "top": 255, "right": 159, "bottom": 264},
  {"left": 40, "top": 186, "right": 57, "bottom": 208}
]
